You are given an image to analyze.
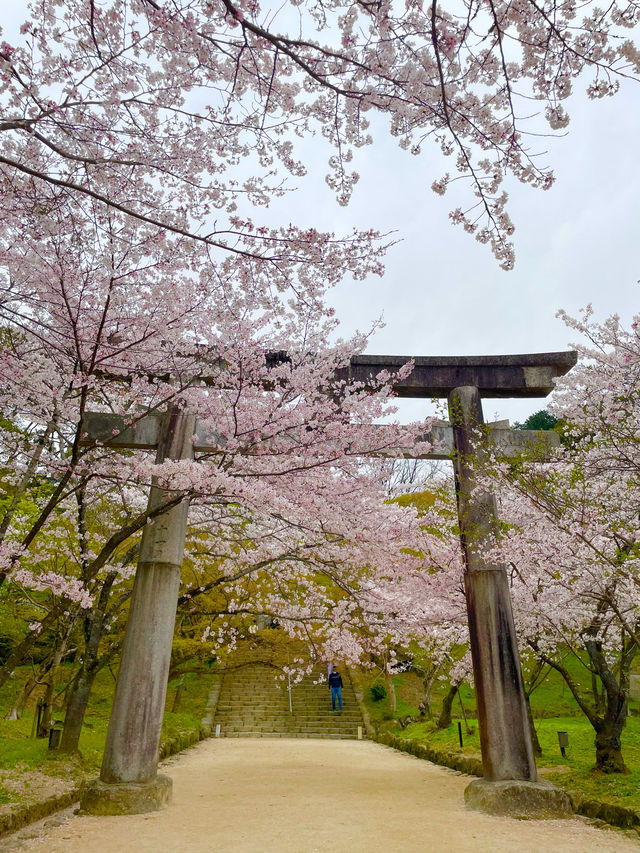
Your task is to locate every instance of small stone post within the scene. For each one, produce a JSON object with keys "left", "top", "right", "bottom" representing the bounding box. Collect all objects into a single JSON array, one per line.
[
  {"left": 81, "top": 407, "right": 195, "bottom": 815},
  {"left": 448, "top": 387, "right": 570, "bottom": 816}
]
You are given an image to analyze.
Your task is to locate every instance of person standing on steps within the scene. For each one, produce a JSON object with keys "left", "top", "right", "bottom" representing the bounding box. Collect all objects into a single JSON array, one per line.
[{"left": 328, "top": 666, "right": 343, "bottom": 711}]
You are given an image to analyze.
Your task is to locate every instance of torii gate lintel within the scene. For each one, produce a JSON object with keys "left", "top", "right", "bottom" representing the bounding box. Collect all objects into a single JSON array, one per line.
[{"left": 335, "top": 350, "right": 576, "bottom": 397}]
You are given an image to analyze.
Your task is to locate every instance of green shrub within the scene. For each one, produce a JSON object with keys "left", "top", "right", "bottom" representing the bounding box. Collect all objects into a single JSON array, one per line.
[
  {"left": 369, "top": 682, "right": 387, "bottom": 702},
  {"left": 0, "top": 635, "right": 13, "bottom": 665}
]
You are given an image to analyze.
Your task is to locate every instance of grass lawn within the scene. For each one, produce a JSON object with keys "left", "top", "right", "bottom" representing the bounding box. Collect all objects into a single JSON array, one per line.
[
  {"left": 359, "top": 667, "right": 640, "bottom": 815},
  {"left": 3, "top": 655, "right": 640, "bottom": 821},
  {"left": 0, "top": 664, "right": 217, "bottom": 806}
]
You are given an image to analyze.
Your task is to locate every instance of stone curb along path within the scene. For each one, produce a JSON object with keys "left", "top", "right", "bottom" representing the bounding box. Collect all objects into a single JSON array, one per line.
[
  {"left": 0, "top": 789, "right": 82, "bottom": 840},
  {"left": 347, "top": 669, "right": 640, "bottom": 836},
  {"left": 0, "top": 723, "right": 211, "bottom": 838}
]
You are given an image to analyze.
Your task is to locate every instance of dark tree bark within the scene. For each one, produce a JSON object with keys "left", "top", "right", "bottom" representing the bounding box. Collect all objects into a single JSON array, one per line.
[
  {"left": 593, "top": 715, "right": 627, "bottom": 773},
  {"left": 528, "top": 627, "right": 636, "bottom": 774},
  {"left": 585, "top": 637, "right": 633, "bottom": 774},
  {"left": 524, "top": 691, "right": 542, "bottom": 757},
  {"left": 60, "top": 665, "right": 96, "bottom": 752},
  {"left": 59, "top": 572, "right": 119, "bottom": 753},
  {"left": 591, "top": 670, "right": 605, "bottom": 717},
  {"left": 437, "top": 680, "right": 461, "bottom": 729}
]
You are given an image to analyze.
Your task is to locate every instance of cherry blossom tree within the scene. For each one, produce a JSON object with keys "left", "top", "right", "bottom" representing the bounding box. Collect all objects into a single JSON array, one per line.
[
  {"left": 181, "top": 481, "right": 465, "bottom": 663},
  {"left": 1, "top": 0, "right": 638, "bottom": 270},
  {"left": 2, "top": 0, "right": 638, "bottom": 760},
  {"left": 0, "top": 198, "right": 468, "bottom": 739},
  {"left": 58, "top": 452, "right": 466, "bottom": 749},
  {"left": 0, "top": 195, "right": 440, "bottom": 749},
  {"left": 484, "top": 308, "right": 640, "bottom": 772}
]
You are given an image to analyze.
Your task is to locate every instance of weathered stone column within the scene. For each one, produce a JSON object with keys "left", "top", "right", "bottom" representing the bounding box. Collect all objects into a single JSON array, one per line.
[
  {"left": 448, "top": 387, "right": 570, "bottom": 817},
  {"left": 81, "top": 407, "right": 195, "bottom": 815},
  {"left": 448, "top": 386, "right": 535, "bottom": 782}
]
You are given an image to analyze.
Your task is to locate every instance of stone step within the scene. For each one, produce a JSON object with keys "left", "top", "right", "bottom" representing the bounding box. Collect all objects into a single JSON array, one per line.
[
  {"left": 216, "top": 704, "right": 358, "bottom": 711},
  {"left": 222, "top": 732, "right": 359, "bottom": 739},
  {"left": 221, "top": 725, "right": 361, "bottom": 732},
  {"left": 221, "top": 723, "right": 359, "bottom": 729},
  {"left": 228, "top": 719, "right": 359, "bottom": 724},
  {"left": 215, "top": 717, "right": 361, "bottom": 725},
  {"left": 220, "top": 726, "right": 358, "bottom": 737},
  {"left": 212, "top": 663, "right": 365, "bottom": 741},
  {"left": 214, "top": 709, "right": 361, "bottom": 717}
]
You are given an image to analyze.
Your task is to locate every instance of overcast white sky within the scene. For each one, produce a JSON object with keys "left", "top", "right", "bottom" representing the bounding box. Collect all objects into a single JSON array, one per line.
[
  {"left": 267, "top": 82, "right": 640, "bottom": 426},
  {"left": 2, "top": 4, "right": 639, "bottom": 426}
]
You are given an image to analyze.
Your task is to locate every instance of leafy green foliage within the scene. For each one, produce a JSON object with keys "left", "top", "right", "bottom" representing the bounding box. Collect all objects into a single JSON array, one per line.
[
  {"left": 369, "top": 682, "right": 387, "bottom": 702},
  {"left": 0, "top": 663, "right": 217, "bottom": 803},
  {"left": 514, "top": 410, "right": 558, "bottom": 431},
  {"left": 361, "top": 666, "right": 640, "bottom": 815}
]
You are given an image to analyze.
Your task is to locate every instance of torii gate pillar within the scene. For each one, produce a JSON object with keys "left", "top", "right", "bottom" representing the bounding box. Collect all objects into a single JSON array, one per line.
[
  {"left": 448, "top": 386, "right": 570, "bottom": 816},
  {"left": 345, "top": 350, "right": 575, "bottom": 813},
  {"left": 81, "top": 407, "right": 195, "bottom": 814},
  {"left": 448, "top": 387, "right": 535, "bottom": 780}
]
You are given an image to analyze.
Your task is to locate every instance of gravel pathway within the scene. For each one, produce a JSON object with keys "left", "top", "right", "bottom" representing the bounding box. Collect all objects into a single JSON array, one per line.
[{"left": 8, "top": 738, "right": 640, "bottom": 853}]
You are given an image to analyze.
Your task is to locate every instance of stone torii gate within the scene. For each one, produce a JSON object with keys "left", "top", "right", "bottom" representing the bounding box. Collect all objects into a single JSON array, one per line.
[{"left": 80, "top": 351, "right": 576, "bottom": 817}]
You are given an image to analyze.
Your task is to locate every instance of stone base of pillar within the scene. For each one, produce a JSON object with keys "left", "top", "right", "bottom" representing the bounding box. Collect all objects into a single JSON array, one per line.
[
  {"left": 464, "top": 778, "right": 572, "bottom": 819},
  {"left": 80, "top": 774, "right": 172, "bottom": 815}
]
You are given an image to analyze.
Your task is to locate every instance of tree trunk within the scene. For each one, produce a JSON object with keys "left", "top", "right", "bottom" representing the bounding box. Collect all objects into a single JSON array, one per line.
[
  {"left": 40, "top": 675, "right": 56, "bottom": 734},
  {"left": 524, "top": 692, "right": 542, "bottom": 757},
  {"left": 585, "top": 636, "right": 634, "bottom": 773},
  {"left": 60, "top": 664, "right": 98, "bottom": 753},
  {"left": 418, "top": 667, "right": 437, "bottom": 718},
  {"left": 384, "top": 671, "right": 397, "bottom": 714},
  {"left": 58, "top": 572, "right": 119, "bottom": 753},
  {"left": 40, "top": 653, "right": 64, "bottom": 734},
  {"left": 437, "top": 681, "right": 460, "bottom": 729},
  {"left": 171, "top": 677, "right": 184, "bottom": 713},
  {"left": 529, "top": 617, "right": 637, "bottom": 775},
  {"left": 594, "top": 719, "right": 628, "bottom": 773},
  {"left": 591, "top": 671, "right": 605, "bottom": 717},
  {"left": 41, "top": 609, "right": 81, "bottom": 736},
  {"left": 5, "top": 676, "right": 37, "bottom": 720}
]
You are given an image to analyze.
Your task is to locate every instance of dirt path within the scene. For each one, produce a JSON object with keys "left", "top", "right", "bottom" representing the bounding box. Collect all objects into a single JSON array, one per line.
[{"left": 8, "top": 738, "right": 640, "bottom": 853}]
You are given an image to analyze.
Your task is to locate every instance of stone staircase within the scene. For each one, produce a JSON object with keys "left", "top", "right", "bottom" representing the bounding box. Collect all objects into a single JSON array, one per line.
[{"left": 213, "top": 663, "right": 364, "bottom": 739}]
